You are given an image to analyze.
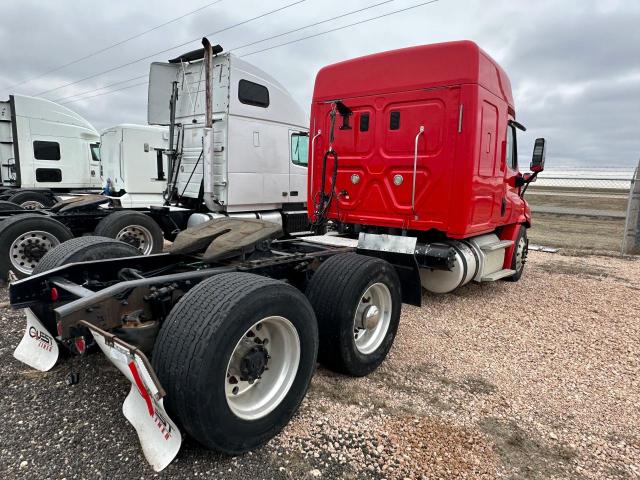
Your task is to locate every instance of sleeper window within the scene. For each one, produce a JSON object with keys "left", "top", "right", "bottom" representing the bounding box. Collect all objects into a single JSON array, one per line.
[
  {"left": 389, "top": 111, "right": 400, "bottom": 130},
  {"left": 238, "top": 79, "right": 270, "bottom": 108},
  {"left": 33, "top": 141, "right": 61, "bottom": 160}
]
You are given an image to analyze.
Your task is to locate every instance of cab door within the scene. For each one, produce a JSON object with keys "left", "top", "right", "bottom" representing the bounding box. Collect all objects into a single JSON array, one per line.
[
  {"left": 502, "top": 121, "right": 520, "bottom": 221},
  {"left": 288, "top": 130, "right": 308, "bottom": 203},
  {"left": 89, "top": 141, "right": 101, "bottom": 188}
]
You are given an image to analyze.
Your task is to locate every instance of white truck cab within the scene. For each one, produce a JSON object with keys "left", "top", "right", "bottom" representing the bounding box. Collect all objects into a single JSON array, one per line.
[
  {"left": 147, "top": 44, "right": 309, "bottom": 230},
  {"left": 0, "top": 95, "right": 101, "bottom": 192},
  {"left": 100, "top": 124, "right": 169, "bottom": 208}
]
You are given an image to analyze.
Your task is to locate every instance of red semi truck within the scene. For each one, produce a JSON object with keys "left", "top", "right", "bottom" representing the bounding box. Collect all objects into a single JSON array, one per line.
[
  {"left": 8, "top": 41, "right": 544, "bottom": 471},
  {"left": 309, "top": 41, "right": 545, "bottom": 293}
]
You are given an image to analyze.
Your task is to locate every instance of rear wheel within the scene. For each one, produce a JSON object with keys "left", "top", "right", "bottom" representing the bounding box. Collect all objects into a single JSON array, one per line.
[
  {"left": 0, "top": 200, "right": 24, "bottom": 211},
  {"left": 306, "top": 253, "right": 402, "bottom": 377},
  {"left": 152, "top": 272, "right": 318, "bottom": 453},
  {"left": 8, "top": 191, "right": 56, "bottom": 209},
  {"left": 505, "top": 226, "right": 528, "bottom": 282},
  {"left": 0, "top": 213, "right": 73, "bottom": 280},
  {"left": 33, "top": 236, "right": 141, "bottom": 275},
  {"left": 94, "top": 210, "right": 164, "bottom": 255}
]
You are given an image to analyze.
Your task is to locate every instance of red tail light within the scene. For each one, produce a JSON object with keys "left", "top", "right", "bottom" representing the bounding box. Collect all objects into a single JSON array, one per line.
[
  {"left": 56, "top": 321, "right": 63, "bottom": 337},
  {"left": 74, "top": 337, "right": 86, "bottom": 355},
  {"left": 50, "top": 287, "right": 59, "bottom": 302}
]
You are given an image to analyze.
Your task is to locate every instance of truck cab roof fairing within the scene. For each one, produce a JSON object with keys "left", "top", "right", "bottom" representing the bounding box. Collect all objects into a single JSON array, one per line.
[{"left": 312, "top": 40, "right": 514, "bottom": 110}]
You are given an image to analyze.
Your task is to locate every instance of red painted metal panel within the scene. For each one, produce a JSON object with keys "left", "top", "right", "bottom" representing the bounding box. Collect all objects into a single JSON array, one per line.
[{"left": 308, "top": 41, "right": 528, "bottom": 239}]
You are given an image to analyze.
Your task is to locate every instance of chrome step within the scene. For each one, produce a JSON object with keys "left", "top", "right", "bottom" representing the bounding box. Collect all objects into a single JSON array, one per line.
[
  {"left": 481, "top": 269, "right": 516, "bottom": 281},
  {"left": 480, "top": 240, "right": 514, "bottom": 252}
]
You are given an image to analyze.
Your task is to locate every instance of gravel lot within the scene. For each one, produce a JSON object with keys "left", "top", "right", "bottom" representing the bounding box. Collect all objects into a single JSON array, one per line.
[{"left": 1, "top": 251, "right": 639, "bottom": 479}]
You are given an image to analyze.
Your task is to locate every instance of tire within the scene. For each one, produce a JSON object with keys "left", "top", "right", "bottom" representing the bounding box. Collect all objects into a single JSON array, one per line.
[
  {"left": 0, "top": 200, "right": 24, "bottom": 211},
  {"left": 152, "top": 272, "right": 318, "bottom": 454},
  {"left": 0, "top": 213, "right": 73, "bottom": 280},
  {"left": 8, "top": 191, "right": 56, "bottom": 209},
  {"left": 505, "top": 225, "right": 528, "bottom": 282},
  {"left": 306, "top": 253, "right": 402, "bottom": 377},
  {"left": 33, "top": 236, "right": 141, "bottom": 275},
  {"left": 93, "top": 210, "right": 164, "bottom": 255}
]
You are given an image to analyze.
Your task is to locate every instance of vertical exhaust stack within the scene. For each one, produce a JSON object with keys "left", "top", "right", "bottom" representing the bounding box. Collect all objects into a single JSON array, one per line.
[
  {"left": 202, "top": 38, "right": 213, "bottom": 130},
  {"left": 202, "top": 37, "right": 217, "bottom": 212}
]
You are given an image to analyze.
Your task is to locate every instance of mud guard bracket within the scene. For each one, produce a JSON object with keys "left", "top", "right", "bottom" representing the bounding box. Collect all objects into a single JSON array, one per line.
[
  {"left": 79, "top": 321, "right": 182, "bottom": 472},
  {"left": 356, "top": 233, "right": 422, "bottom": 307}
]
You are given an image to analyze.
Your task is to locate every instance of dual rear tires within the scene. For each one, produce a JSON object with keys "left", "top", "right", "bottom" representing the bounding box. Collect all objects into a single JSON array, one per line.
[
  {"left": 152, "top": 273, "right": 319, "bottom": 453},
  {"left": 0, "top": 210, "right": 164, "bottom": 280},
  {"left": 151, "top": 253, "right": 401, "bottom": 454},
  {"left": 7, "top": 191, "right": 57, "bottom": 210},
  {"left": 0, "top": 214, "right": 74, "bottom": 279},
  {"left": 93, "top": 210, "right": 163, "bottom": 255},
  {"left": 306, "top": 253, "right": 402, "bottom": 376}
]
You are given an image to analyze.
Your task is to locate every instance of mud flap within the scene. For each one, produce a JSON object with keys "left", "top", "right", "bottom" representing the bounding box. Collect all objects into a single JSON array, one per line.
[
  {"left": 13, "top": 309, "right": 59, "bottom": 371},
  {"left": 81, "top": 321, "right": 182, "bottom": 472}
]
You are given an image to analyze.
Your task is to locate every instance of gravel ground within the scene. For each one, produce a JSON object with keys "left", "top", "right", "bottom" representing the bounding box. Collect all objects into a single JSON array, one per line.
[{"left": 0, "top": 251, "right": 639, "bottom": 479}]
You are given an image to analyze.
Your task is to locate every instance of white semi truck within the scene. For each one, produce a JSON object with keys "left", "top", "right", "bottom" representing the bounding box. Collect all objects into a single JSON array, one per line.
[
  {"left": 0, "top": 95, "right": 102, "bottom": 208},
  {"left": 100, "top": 123, "right": 169, "bottom": 208},
  {"left": 0, "top": 42, "right": 310, "bottom": 280}
]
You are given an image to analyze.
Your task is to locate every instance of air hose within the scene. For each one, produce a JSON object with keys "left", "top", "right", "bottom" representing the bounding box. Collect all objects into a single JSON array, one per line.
[{"left": 312, "top": 106, "right": 340, "bottom": 229}]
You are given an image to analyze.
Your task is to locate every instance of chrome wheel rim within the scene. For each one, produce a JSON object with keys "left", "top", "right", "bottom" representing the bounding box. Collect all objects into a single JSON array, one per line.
[
  {"left": 9, "top": 230, "right": 60, "bottom": 275},
  {"left": 515, "top": 236, "right": 527, "bottom": 272},
  {"left": 225, "top": 316, "right": 300, "bottom": 421},
  {"left": 353, "top": 282, "right": 392, "bottom": 355},
  {"left": 21, "top": 200, "right": 46, "bottom": 210},
  {"left": 115, "top": 225, "right": 154, "bottom": 255}
]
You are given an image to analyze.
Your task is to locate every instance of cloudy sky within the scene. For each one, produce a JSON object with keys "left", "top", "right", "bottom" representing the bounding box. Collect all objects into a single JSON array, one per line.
[{"left": 1, "top": 0, "right": 638, "bottom": 169}]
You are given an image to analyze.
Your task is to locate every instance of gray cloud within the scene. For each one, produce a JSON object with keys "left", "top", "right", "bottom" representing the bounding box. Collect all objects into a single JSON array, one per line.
[{"left": 1, "top": 0, "right": 638, "bottom": 169}]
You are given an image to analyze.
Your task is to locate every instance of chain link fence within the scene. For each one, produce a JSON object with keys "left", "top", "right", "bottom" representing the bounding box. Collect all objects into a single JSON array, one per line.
[{"left": 525, "top": 167, "right": 637, "bottom": 253}]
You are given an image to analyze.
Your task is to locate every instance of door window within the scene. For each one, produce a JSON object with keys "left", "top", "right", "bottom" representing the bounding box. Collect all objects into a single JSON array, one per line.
[
  {"left": 90, "top": 143, "right": 101, "bottom": 162},
  {"left": 506, "top": 125, "right": 517, "bottom": 170},
  {"left": 290, "top": 132, "right": 309, "bottom": 167}
]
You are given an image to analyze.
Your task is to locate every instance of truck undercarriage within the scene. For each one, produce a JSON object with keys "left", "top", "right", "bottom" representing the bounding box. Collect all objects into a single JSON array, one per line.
[{"left": 10, "top": 218, "right": 386, "bottom": 470}]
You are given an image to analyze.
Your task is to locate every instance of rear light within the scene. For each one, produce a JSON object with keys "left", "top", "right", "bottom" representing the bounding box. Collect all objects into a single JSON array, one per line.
[
  {"left": 74, "top": 336, "right": 86, "bottom": 355},
  {"left": 56, "top": 321, "right": 63, "bottom": 337},
  {"left": 50, "top": 287, "right": 59, "bottom": 302}
]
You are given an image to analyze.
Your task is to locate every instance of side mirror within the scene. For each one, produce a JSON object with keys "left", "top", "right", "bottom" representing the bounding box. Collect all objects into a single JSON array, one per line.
[{"left": 530, "top": 138, "right": 546, "bottom": 173}]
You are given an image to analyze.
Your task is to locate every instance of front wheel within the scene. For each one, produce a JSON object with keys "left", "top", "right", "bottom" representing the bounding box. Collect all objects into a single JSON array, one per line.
[
  {"left": 152, "top": 272, "right": 318, "bottom": 453},
  {"left": 505, "top": 225, "right": 528, "bottom": 282},
  {"left": 306, "top": 253, "right": 402, "bottom": 377}
]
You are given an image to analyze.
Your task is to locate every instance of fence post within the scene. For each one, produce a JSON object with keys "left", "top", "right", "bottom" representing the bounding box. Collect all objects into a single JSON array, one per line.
[{"left": 622, "top": 160, "right": 640, "bottom": 255}]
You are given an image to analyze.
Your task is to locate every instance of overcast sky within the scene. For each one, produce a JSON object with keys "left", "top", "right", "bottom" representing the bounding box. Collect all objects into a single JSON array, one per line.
[{"left": 1, "top": 0, "right": 638, "bottom": 169}]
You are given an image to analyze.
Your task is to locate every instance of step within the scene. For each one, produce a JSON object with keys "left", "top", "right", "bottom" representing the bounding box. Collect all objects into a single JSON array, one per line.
[
  {"left": 480, "top": 240, "right": 513, "bottom": 252},
  {"left": 481, "top": 269, "right": 516, "bottom": 282}
]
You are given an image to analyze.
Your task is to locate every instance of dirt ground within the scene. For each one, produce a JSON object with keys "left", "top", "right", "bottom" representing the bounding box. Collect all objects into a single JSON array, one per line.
[
  {"left": 528, "top": 213, "right": 625, "bottom": 252},
  {"left": 1, "top": 250, "right": 638, "bottom": 479},
  {"left": 525, "top": 188, "right": 629, "bottom": 252}
]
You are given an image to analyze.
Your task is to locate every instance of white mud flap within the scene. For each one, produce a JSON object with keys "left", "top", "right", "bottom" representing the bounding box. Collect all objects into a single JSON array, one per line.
[
  {"left": 13, "top": 309, "right": 59, "bottom": 371},
  {"left": 81, "top": 321, "right": 182, "bottom": 472}
]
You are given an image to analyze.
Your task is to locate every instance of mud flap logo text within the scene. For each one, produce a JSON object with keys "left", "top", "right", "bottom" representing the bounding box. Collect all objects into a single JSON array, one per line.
[
  {"left": 152, "top": 405, "right": 173, "bottom": 441},
  {"left": 29, "top": 326, "right": 53, "bottom": 352}
]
